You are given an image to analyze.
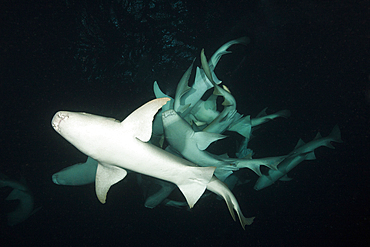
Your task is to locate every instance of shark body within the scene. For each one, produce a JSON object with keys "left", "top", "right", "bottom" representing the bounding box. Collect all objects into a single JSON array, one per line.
[
  {"left": 0, "top": 174, "right": 38, "bottom": 226},
  {"left": 254, "top": 153, "right": 312, "bottom": 190},
  {"left": 52, "top": 98, "right": 251, "bottom": 228},
  {"left": 52, "top": 157, "right": 98, "bottom": 186},
  {"left": 254, "top": 125, "right": 343, "bottom": 190},
  {"left": 162, "top": 109, "right": 285, "bottom": 179}
]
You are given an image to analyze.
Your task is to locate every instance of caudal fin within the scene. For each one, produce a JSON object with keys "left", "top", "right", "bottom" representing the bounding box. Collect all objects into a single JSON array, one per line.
[
  {"left": 206, "top": 177, "right": 254, "bottom": 229},
  {"left": 329, "top": 125, "right": 343, "bottom": 143}
]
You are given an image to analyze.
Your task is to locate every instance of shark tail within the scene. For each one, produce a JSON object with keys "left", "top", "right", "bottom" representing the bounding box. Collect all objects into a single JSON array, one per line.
[
  {"left": 224, "top": 191, "right": 255, "bottom": 230},
  {"left": 206, "top": 177, "right": 254, "bottom": 230},
  {"left": 329, "top": 125, "right": 343, "bottom": 144},
  {"left": 323, "top": 125, "right": 343, "bottom": 149},
  {"left": 176, "top": 166, "right": 216, "bottom": 209},
  {"left": 277, "top": 109, "right": 291, "bottom": 118}
]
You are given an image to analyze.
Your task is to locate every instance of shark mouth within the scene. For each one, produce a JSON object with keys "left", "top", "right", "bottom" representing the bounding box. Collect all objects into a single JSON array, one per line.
[{"left": 51, "top": 111, "right": 69, "bottom": 132}]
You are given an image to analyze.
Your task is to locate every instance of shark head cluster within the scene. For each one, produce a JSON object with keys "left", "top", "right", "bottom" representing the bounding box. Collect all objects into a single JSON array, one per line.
[{"left": 51, "top": 37, "right": 342, "bottom": 229}]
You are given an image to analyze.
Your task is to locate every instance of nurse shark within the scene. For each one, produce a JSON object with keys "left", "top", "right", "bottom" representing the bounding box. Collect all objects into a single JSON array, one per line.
[{"left": 51, "top": 98, "right": 254, "bottom": 228}]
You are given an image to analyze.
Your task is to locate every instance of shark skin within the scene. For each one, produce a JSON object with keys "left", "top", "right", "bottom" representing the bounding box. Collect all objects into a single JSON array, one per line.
[
  {"left": 136, "top": 174, "right": 176, "bottom": 209},
  {"left": 208, "top": 37, "right": 250, "bottom": 78},
  {"left": 173, "top": 37, "right": 249, "bottom": 117},
  {"left": 52, "top": 98, "right": 251, "bottom": 228},
  {"left": 0, "top": 174, "right": 38, "bottom": 226},
  {"left": 251, "top": 107, "right": 291, "bottom": 127},
  {"left": 52, "top": 156, "right": 98, "bottom": 186},
  {"left": 189, "top": 94, "right": 219, "bottom": 126},
  {"left": 174, "top": 62, "right": 194, "bottom": 113},
  {"left": 51, "top": 98, "right": 217, "bottom": 209},
  {"left": 254, "top": 125, "right": 343, "bottom": 190},
  {"left": 254, "top": 153, "right": 313, "bottom": 191},
  {"left": 151, "top": 82, "right": 174, "bottom": 147},
  {"left": 162, "top": 109, "right": 284, "bottom": 179},
  {"left": 289, "top": 125, "right": 343, "bottom": 158},
  {"left": 207, "top": 176, "right": 255, "bottom": 228},
  {"left": 202, "top": 85, "right": 240, "bottom": 134}
]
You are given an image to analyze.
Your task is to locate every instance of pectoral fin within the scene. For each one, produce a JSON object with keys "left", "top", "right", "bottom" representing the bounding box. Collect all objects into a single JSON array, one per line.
[{"left": 95, "top": 163, "right": 128, "bottom": 204}]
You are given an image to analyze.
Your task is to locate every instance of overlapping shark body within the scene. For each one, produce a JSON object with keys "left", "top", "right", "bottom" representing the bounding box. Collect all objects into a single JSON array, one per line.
[
  {"left": 254, "top": 125, "right": 343, "bottom": 190},
  {"left": 52, "top": 157, "right": 98, "bottom": 186},
  {"left": 162, "top": 109, "right": 286, "bottom": 180},
  {"left": 51, "top": 98, "right": 252, "bottom": 228}
]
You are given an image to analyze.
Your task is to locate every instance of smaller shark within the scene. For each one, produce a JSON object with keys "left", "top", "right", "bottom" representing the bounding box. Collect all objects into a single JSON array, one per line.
[
  {"left": 288, "top": 125, "right": 343, "bottom": 158},
  {"left": 52, "top": 157, "right": 98, "bottom": 186},
  {"left": 0, "top": 173, "right": 40, "bottom": 226},
  {"left": 254, "top": 125, "right": 343, "bottom": 190},
  {"left": 254, "top": 153, "right": 313, "bottom": 190}
]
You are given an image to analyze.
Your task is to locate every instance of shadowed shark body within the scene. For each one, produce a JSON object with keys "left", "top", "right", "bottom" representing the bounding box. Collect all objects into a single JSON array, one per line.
[
  {"left": 52, "top": 157, "right": 98, "bottom": 186},
  {"left": 162, "top": 109, "right": 285, "bottom": 179},
  {"left": 254, "top": 153, "right": 313, "bottom": 190},
  {"left": 51, "top": 98, "right": 253, "bottom": 228},
  {"left": 0, "top": 173, "right": 39, "bottom": 226},
  {"left": 288, "top": 125, "right": 343, "bottom": 158},
  {"left": 173, "top": 37, "right": 249, "bottom": 115},
  {"left": 254, "top": 125, "right": 343, "bottom": 190},
  {"left": 137, "top": 174, "right": 176, "bottom": 209}
]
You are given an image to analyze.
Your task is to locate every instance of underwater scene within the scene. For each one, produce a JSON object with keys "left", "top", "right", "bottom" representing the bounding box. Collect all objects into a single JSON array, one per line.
[{"left": 1, "top": 0, "right": 369, "bottom": 246}]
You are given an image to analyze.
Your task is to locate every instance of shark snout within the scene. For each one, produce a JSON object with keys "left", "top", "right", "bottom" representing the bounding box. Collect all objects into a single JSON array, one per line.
[{"left": 51, "top": 111, "right": 69, "bottom": 132}]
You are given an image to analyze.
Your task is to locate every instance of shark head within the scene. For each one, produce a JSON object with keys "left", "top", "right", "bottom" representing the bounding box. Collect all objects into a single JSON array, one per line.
[
  {"left": 51, "top": 111, "right": 119, "bottom": 158},
  {"left": 254, "top": 176, "right": 274, "bottom": 191},
  {"left": 51, "top": 111, "right": 70, "bottom": 133}
]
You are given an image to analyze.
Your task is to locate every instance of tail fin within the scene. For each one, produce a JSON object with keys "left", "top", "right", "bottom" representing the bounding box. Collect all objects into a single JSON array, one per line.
[
  {"left": 277, "top": 109, "right": 291, "bottom": 118},
  {"left": 206, "top": 177, "right": 254, "bottom": 229},
  {"left": 329, "top": 125, "right": 343, "bottom": 143}
]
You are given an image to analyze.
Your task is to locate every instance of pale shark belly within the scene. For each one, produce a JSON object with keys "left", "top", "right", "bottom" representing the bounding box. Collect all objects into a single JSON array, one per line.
[{"left": 94, "top": 139, "right": 202, "bottom": 185}]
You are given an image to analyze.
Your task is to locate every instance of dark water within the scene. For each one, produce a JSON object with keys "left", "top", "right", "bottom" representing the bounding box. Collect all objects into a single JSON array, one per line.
[{"left": 0, "top": 0, "right": 369, "bottom": 246}]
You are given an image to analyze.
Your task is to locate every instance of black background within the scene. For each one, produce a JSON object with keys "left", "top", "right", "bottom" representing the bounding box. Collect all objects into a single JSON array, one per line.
[{"left": 0, "top": 0, "right": 369, "bottom": 246}]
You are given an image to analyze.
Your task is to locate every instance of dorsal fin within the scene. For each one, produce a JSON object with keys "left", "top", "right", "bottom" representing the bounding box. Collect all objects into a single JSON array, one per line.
[
  {"left": 314, "top": 132, "right": 322, "bottom": 140},
  {"left": 294, "top": 138, "right": 306, "bottom": 149},
  {"left": 256, "top": 107, "right": 268, "bottom": 118},
  {"left": 174, "top": 62, "right": 193, "bottom": 111},
  {"left": 122, "top": 98, "right": 170, "bottom": 142},
  {"left": 153, "top": 82, "right": 173, "bottom": 111},
  {"left": 200, "top": 48, "right": 215, "bottom": 84}
]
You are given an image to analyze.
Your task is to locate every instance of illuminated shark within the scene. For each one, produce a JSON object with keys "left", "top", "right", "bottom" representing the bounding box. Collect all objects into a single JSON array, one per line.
[{"left": 51, "top": 98, "right": 253, "bottom": 228}]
